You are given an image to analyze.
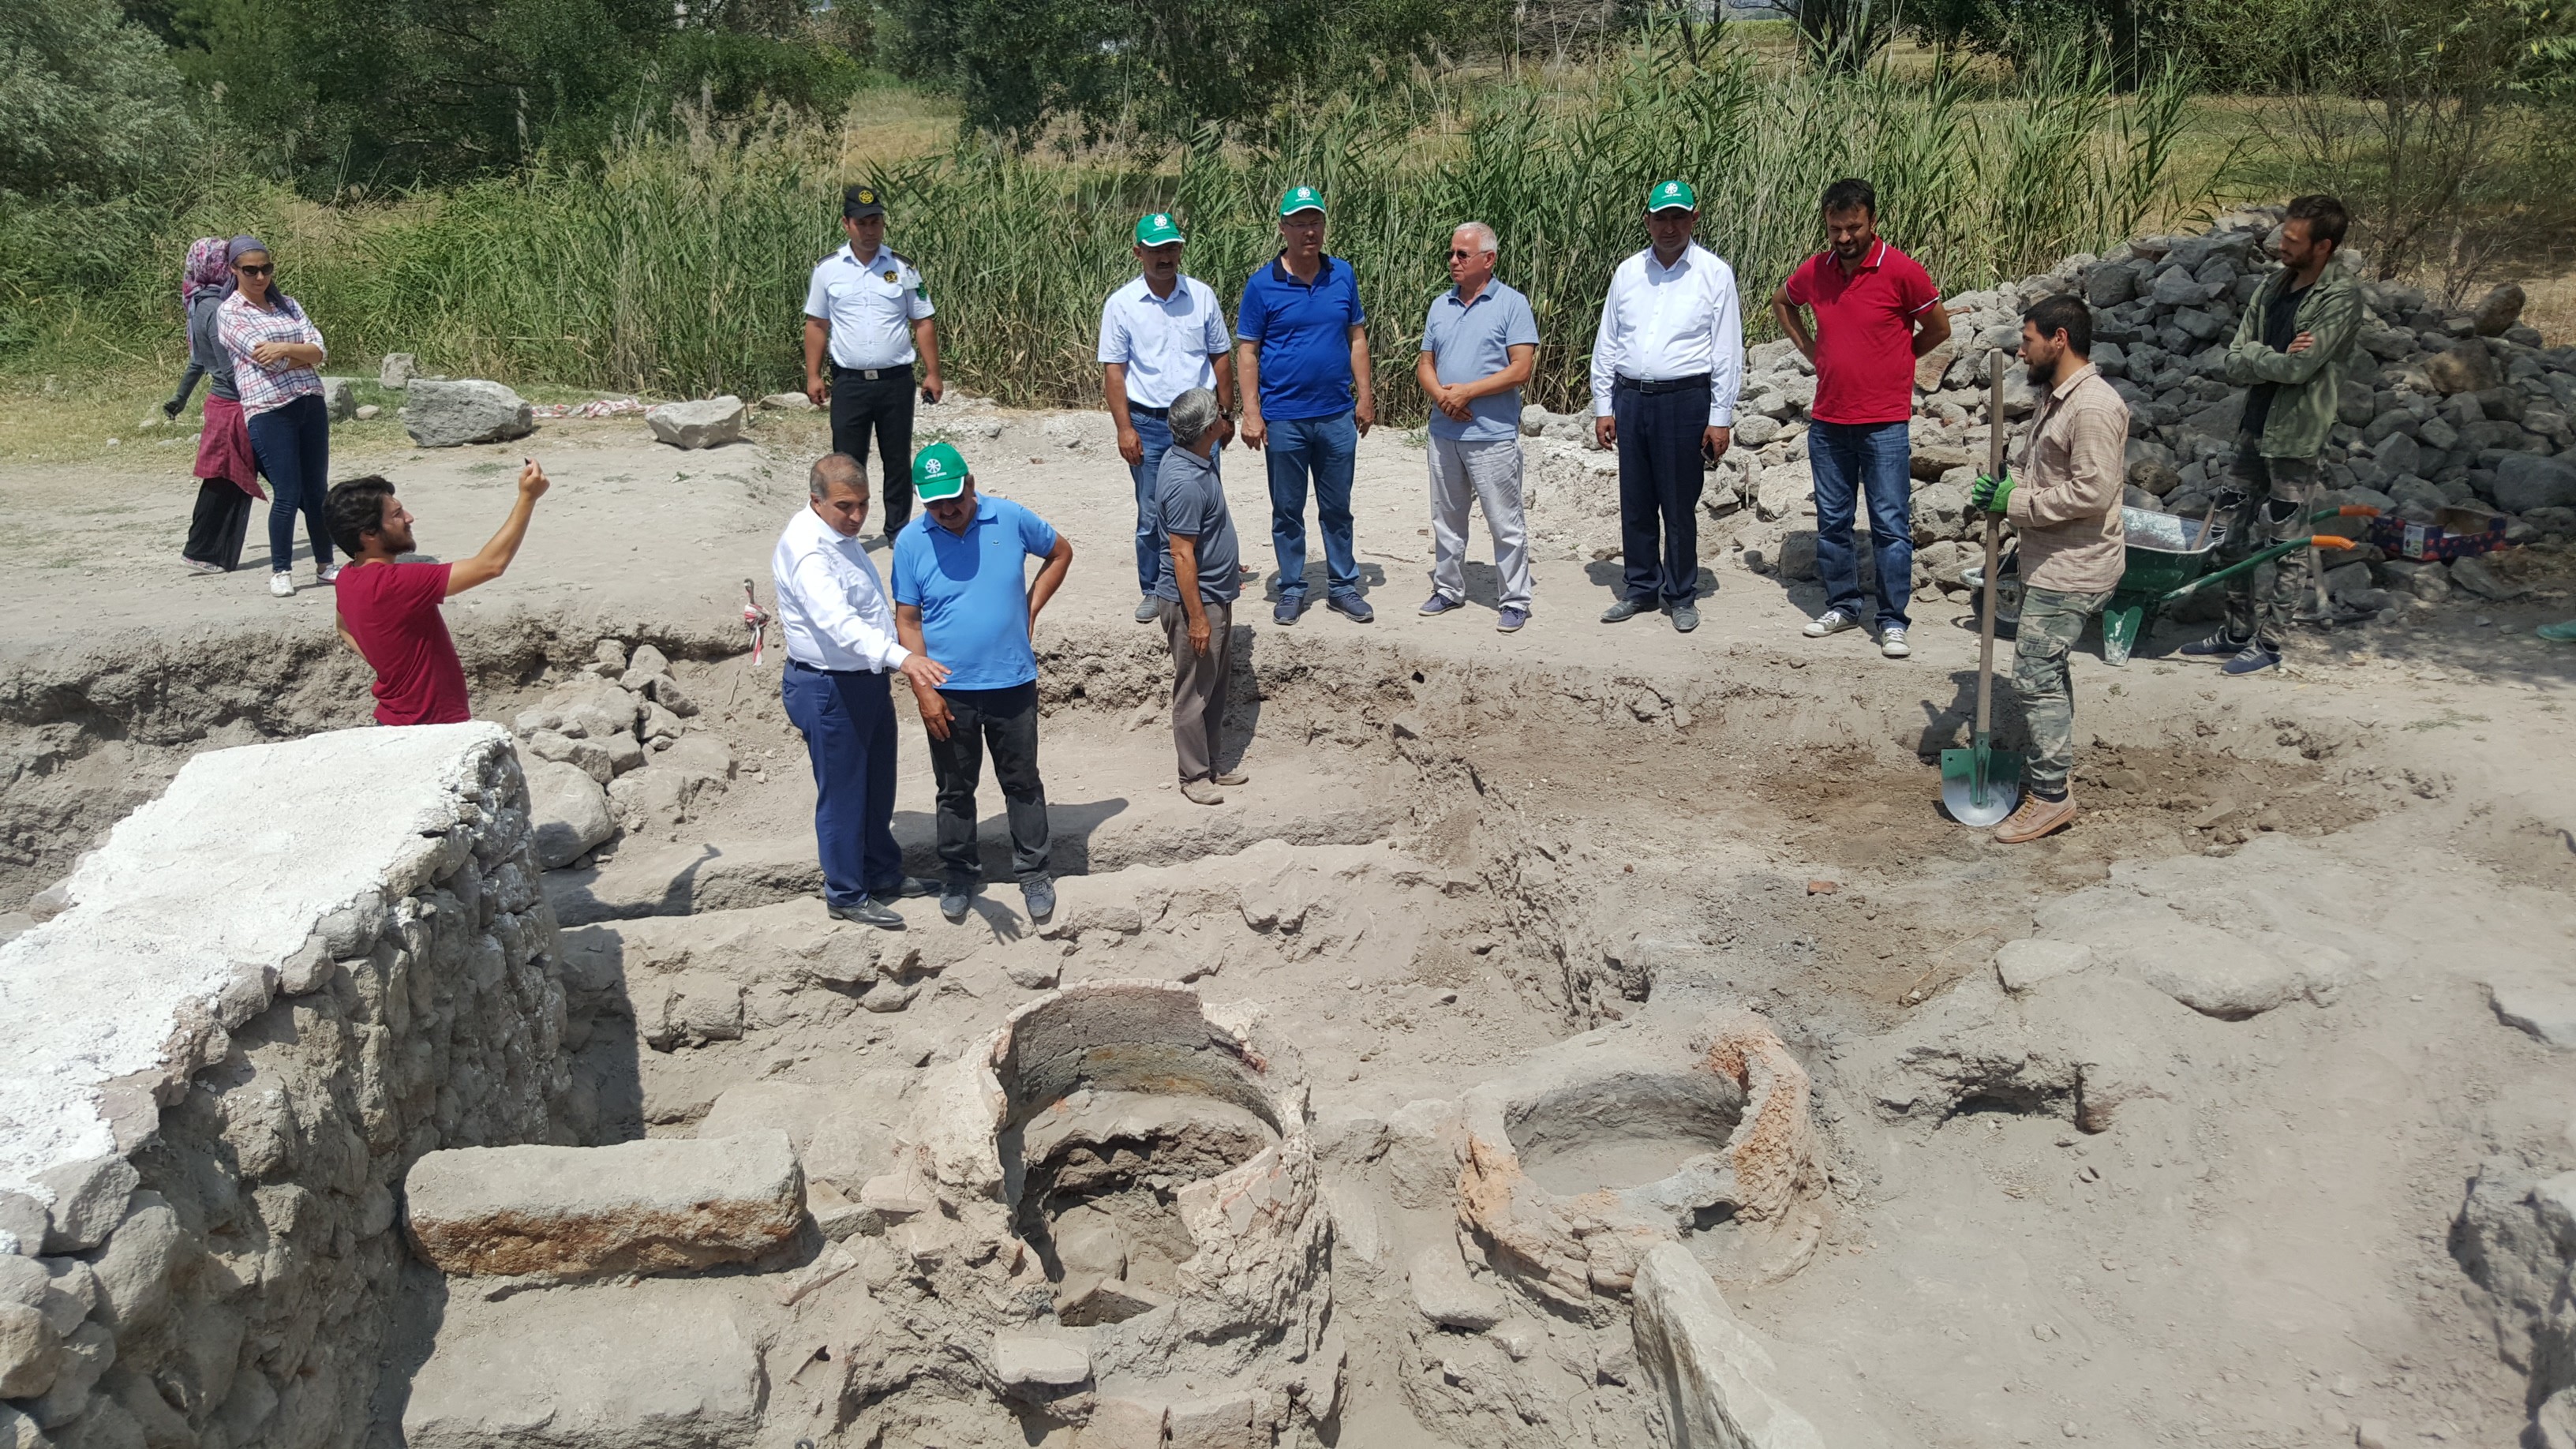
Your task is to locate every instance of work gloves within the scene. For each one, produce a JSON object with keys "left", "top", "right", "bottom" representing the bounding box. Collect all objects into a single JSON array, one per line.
[{"left": 1970, "top": 471, "right": 2014, "bottom": 515}]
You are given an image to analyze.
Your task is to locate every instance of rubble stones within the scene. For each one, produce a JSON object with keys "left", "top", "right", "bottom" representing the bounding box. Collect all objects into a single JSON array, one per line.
[
  {"left": 993, "top": 1335, "right": 1091, "bottom": 1387},
  {"left": 525, "top": 761, "right": 616, "bottom": 869},
  {"left": 646, "top": 396, "right": 747, "bottom": 450},
  {"left": 379, "top": 354, "right": 417, "bottom": 388},
  {"left": 2496, "top": 455, "right": 2576, "bottom": 515},
  {"left": 403, "top": 1132, "right": 803, "bottom": 1278},
  {"left": 2475, "top": 283, "right": 2527, "bottom": 337},
  {"left": 32, "top": 1159, "right": 137, "bottom": 1254},
  {"left": 404, "top": 380, "right": 537, "bottom": 447},
  {"left": 2425, "top": 343, "right": 2503, "bottom": 396},
  {"left": 319, "top": 376, "right": 357, "bottom": 421},
  {"left": 1408, "top": 1241, "right": 1509, "bottom": 1331},
  {"left": 2491, "top": 982, "right": 2576, "bottom": 1049},
  {"left": 1995, "top": 940, "right": 2095, "bottom": 995}
]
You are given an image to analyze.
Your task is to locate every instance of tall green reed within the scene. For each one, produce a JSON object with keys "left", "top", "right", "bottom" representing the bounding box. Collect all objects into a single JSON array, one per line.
[{"left": 6, "top": 40, "right": 2204, "bottom": 421}]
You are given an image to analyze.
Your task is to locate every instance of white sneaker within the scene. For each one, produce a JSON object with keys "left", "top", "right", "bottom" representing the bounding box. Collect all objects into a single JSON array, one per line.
[
  {"left": 1880, "top": 625, "right": 1911, "bottom": 659},
  {"left": 269, "top": 572, "right": 295, "bottom": 597},
  {"left": 1803, "top": 608, "right": 1859, "bottom": 638},
  {"left": 318, "top": 563, "right": 343, "bottom": 584}
]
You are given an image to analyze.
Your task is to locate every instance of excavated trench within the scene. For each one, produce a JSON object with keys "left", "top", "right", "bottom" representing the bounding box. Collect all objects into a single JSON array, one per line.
[{"left": 3, "top": 608, "right": 2484, "bottom": 1449}]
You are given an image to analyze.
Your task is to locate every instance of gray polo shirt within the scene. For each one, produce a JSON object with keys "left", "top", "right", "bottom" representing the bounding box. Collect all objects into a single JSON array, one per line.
[
  {"left": 1154, "top": 443, "right": 1240, "bottom": 605},
  {"left": 1421, "top": 278, "right": 1540, "bottom": 443}
]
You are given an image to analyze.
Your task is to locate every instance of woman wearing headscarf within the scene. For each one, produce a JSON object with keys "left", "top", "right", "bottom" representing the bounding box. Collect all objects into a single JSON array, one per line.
[
  {"left": 180, "top": 238, "right": 266, "bottom": 572},
  {"left": 215, "top": 235, "right": 335, "bottom": 597},
  {"left": 163, "top": 237, "right": 230, "bottom": 421}
]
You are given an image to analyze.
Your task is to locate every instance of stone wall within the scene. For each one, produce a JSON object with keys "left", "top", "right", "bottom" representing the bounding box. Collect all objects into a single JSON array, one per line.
[{"left": 0, "top": 724, "right": 575, "bottom": 1449}]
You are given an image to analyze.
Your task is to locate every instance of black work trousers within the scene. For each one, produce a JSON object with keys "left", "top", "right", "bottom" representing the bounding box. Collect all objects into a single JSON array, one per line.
[
  {"left": 830, "top": 364, "right": 917, "bottom": 532},
  {"left": 923, "top": 681, "right": 1052, "bottom": 887},
  {"left": 182, "top": 481, "right": 254, "bottom": 570},
  {"left": 1612, "top": 381, "right": 1710, "bottom": 605}
]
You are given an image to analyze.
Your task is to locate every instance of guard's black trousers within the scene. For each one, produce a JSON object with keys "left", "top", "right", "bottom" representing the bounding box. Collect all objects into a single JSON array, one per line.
[{"left": 829, "top": 364, "right": 917, "bottom": 533}]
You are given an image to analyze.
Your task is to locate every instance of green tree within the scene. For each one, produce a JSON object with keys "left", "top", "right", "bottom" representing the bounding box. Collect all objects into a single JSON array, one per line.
[
  {"left": 0, "top": 0, "right": 197, "bottom": 197},
  {"left": 887, "top": 0, "right": 1487, "bottom": 144}
]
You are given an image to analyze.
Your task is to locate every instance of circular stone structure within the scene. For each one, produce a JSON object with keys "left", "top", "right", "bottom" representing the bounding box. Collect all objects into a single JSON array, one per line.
[
  {"left": 861, "top": 979, "right": 1342, "bottom": 1441},
  {"left": 1457, "top": 1007, "right": 1826, "bottom": 1311}
]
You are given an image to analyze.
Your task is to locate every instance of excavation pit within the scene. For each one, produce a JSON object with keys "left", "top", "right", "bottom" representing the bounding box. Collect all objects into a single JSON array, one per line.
[{"left": 0, "top": 539, "right": 2525, "bottom": 1449}]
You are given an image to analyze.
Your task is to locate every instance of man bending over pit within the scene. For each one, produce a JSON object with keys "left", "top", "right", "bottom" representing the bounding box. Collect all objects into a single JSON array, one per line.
[{"left": 325, "top": 462, "right": 550, "bottom": 725}]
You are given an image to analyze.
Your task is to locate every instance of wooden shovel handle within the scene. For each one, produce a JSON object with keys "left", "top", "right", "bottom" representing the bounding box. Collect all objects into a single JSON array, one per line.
[{"left": 1975, "top": 351, "right": 2005, "bottom": 738}]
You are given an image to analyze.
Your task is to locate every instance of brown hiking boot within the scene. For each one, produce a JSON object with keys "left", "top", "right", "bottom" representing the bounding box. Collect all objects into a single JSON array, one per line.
[{"left": 1993, "top": 793, "right": 2076, "bottom": 844}]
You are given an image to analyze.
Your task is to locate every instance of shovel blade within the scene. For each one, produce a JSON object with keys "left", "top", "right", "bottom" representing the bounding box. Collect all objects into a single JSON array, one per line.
[{"left": 1938, "top": 743, "right": 2025, "bottom": 827}]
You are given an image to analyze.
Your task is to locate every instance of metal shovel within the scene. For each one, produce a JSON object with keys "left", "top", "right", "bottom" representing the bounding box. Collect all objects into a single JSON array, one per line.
[{"left": 1941, "top": 352, "right": 2024, "bottom": 827}]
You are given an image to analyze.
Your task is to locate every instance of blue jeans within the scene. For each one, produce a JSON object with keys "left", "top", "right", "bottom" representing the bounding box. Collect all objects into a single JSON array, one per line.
[
  {"left": 781, "top": 662, "right": 904, "bottom": 909},
  {"left": 1127, "top": 410, "right": 1176, "bottom": 596},
  {"left": 247, "top": 392, "right": 331, "bottom": 574},
  {"left": 1264, "top": 410, "right": 1360, "bottom": 601},
  {"left": 1808, "top": 418, "right": 1914, "bottom": 629}
]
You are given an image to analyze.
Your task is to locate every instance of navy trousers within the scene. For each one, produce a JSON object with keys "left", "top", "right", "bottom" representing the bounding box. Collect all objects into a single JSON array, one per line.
[
  {"left": 1127, "top": 410, "right": 1176, "bottom": 596},
  {"left": 782, "top": 661, "right": 903, "bottom": 908},
  {"left": 1612, "top": 383, "right": 1709, "bottom": 605}
]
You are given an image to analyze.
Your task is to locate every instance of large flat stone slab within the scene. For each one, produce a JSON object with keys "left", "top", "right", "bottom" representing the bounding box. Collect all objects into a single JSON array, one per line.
[
  {"left": 0, "top": 724, "right": 512, "bottom": 1200},
  {"left": 404, "top": 1131, "right": 803, "bottom": 1277},
  {"left": 1631, "top": 1244, "right": 1823, "bottom": 1449},
  {"left": 402, "top": 1278, "right": 765, "bottom": 1449}
]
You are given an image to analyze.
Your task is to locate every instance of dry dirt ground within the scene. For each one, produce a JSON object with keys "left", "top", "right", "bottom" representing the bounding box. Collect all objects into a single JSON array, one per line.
[{"left": 5, "top": 404, "right": 2576, "bottom": 1448}]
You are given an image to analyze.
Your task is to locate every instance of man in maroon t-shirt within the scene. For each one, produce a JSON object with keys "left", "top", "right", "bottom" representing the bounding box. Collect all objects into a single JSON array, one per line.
[
  {"left": 325, "top": 462, "right": 550, "bottom": 724},
  {"left": 1770, "top": 178, "right": 1952, "bottom": 661}
]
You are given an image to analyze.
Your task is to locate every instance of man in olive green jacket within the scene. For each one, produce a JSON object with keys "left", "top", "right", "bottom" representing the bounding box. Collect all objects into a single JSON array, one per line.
[{"left": 2184, "top": 193, "right": 2362, "bottom": 676}]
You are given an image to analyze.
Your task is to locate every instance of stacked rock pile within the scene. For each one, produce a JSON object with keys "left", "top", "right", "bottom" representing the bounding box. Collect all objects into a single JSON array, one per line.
[
  {"left": 1517, "top": 205, "right": 2571, "bottom": 610},
  {"left": 511, "top": 641, "right": 735, "bottom": 867}
]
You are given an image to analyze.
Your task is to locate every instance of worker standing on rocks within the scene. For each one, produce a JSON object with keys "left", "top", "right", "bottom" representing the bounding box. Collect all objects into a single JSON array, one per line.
[
  {"left": 1590, "top": 180, "right": 1743, "bottom": 634},
  {"left": 773, "top": 453, "right": 950, "bottom": 930},
  {"left": 893, "top": 444, "right": 1074, "bottom": 926},
  {"left": 1155, "top": 388, "right": 1249, "bottom": 805},
  {"left": 1769, "top": 178, "right": 1952, "bottom": 661},
  {"left": 1415, "top": 221, "right": 1539, "bottom": 633},
  {"left": 1237, "top": 185, "right": 1376, "bottom": 627},
  {"left": 1100, "top": 211, "right": 1235, "bottom": 623},
  {"left": 324, "top": 461, "right": 552, "bottom": 727},
  {"left": 1973, "top": 294, "right": 2129, "bottom": 844},
  {"left": 2185, "top": 193, "right": 2361, "bottom": 677},
  {"left": 803, "top": 185, "right": 944, "bottom": 541}
]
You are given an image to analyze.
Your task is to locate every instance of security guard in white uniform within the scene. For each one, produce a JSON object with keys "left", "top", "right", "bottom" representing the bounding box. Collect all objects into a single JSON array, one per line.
[{"left": 803, "top": 185, "right": 945, "bottom": 537}]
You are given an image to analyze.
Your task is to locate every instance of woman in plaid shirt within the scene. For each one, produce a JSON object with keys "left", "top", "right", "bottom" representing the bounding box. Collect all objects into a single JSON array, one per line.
[{"left": 216, "top": 236, "right": 335, "bottom": 598}]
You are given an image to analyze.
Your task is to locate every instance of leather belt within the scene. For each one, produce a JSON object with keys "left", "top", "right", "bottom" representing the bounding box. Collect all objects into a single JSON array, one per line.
[
  {"left": 835, "top": 363, "right": 915, "bottom": 382},
  {"left": 788, "top": 657, "right": 887, "bottom": 676},
  {"left": 1129, "top": 403, "right": 1170, "bottom": 420},
  {"left": 1615, "top": 373, "right": 1712, "bottom": 395}
]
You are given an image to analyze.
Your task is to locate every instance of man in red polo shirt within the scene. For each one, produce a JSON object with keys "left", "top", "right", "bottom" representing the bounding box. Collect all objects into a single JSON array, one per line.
[
  {"left": 1771, "top": 178, "right": 1951, "bottom": 660},
  {"left": 325, "top": 462, "right": 550, "bottom": 724}
]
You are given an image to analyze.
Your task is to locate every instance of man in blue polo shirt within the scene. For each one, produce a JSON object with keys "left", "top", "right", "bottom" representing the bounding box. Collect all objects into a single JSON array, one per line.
[
  {"left": 1415, "top": 220, "right": 1539, "bottom": 631},
  {"left": 1237, "top": 184, "right": 1377, "bottom": 626},
  {"left": 891, "top": 443, "right": 1076, "bottom": 925}
]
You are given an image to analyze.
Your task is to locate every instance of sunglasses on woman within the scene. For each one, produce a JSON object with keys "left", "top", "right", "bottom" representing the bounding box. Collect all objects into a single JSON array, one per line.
[{"left": 238, "top": 263, "right": 274, "bottom": 275}]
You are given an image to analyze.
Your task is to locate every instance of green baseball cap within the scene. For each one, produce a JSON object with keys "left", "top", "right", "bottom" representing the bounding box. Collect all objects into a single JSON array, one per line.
[
  {"left": 1647, "top": 179, "right": 1698, "bottom": 213},
  {"left": 1277, "top": 185, "right": 1326, "bottom": 219},
  {"left": 912, "top": 440, "right": 969, "bottom": 500},
  {"left": 1134, "top": 212, "right": 1185, "bottom": 245}
]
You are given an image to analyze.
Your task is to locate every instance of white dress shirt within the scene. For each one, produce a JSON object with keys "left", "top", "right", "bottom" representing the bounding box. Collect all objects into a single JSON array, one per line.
[
  {"left": 1097, "top": 274, "right": 1230, "bottom": 410},
  {"left": 802, "top": 244, "right": 936, "bottom": 370},
  {"left": 1588, "top": 242, "right": 1745, "bottom": 427},
  {"left": 772, "top": 504, "right": 911, "bottom": 672}
]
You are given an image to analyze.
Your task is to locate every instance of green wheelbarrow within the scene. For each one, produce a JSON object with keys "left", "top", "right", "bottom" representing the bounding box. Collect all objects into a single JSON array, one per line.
[{"left": 2096, "top": 503, "right": 2376, "bottom": 665}]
